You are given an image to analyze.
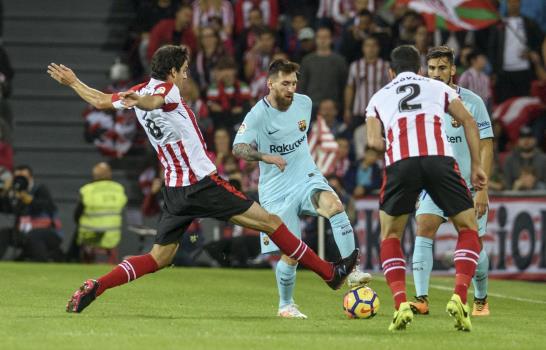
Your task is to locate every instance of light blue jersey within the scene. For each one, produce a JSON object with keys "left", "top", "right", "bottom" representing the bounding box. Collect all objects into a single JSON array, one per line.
[
  {"left": 233, "top": 93, "right": 320, "bottom": 206},
  {"left": 416, "top": 86, "right": 494, "bottom": 236},
  {"left": 444, "top": 86, "right": 494, "bottom": 188}
]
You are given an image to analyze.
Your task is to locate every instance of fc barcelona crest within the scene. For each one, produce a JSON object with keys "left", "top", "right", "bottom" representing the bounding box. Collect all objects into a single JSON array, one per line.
[
  {"left": 263, "top": 235, "right": 270, "bottom": 246},
  {"left": 298, "top": 120, "right": 306, "bottom": 131}
]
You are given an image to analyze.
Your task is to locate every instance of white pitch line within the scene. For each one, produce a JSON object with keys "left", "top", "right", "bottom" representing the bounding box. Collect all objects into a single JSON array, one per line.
[{"left": 422, "top": 283, "right": 546, "bottom": 305}]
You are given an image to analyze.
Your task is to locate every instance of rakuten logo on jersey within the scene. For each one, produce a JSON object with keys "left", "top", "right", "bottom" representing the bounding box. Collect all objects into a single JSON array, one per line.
[
  {"left": 447, "top": 135, "right": 463, "bottom": 143},
  {"left": 269, "top": 135, "right": 306, "bottom": 155}
]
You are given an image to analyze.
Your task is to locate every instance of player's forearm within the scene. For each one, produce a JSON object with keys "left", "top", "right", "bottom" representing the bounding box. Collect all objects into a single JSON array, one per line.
[
  {"left": 479, "top": 138, "right": 494, "bottom": 180},
  {"left": 70, "top": 80, "right": 111, "bottom": 110},
  {"left": 232, "top": 143, "right": 263, "bottom": 162},
  {"left": 462, "top": 119, "right": 481, "bottom": 169}
]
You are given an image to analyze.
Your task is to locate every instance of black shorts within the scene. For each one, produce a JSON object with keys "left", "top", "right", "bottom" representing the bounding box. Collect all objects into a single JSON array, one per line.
[
  {"left": 379, "top": 156, "right": 473, "bottom": 217},
  {"left": 155, "top": 174, "right": 254, "bottom": 245}
]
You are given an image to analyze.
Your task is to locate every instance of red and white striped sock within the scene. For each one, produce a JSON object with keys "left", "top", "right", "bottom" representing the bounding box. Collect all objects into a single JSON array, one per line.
[
  {"left": 453, "top": 229, "right": 480, "bottom": 304},
  {"left": 96, "top": 254, "right": 159, "bottom": 296},
  {"left": 269, "top": 224, "right": 334, "bottom": 281},
  {"left": 381, "top": 238, "right": 407, "bottom": 310}
]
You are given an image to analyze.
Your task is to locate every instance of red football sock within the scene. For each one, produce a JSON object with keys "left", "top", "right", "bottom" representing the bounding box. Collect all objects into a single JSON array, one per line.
[
  {"left": 269, "top": 223, "right": 334, "bottom": 280},
  {"left": 381, "top": 238, "right": 407, "bottom": 310},
  {"left": 453, "top": 229, "right": 480, "bottom": 304},
  {"left": 96, "top": 254, "right": 159, "bottom": 296}
]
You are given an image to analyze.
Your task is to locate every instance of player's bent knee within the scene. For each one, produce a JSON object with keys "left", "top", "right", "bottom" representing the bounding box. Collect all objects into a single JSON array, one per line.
[
  {"left": 263, "top": 213, "right": 283, "bottom": 234},
  {"left": 150, "top": 245, "right": 176, "bottom": 268}
]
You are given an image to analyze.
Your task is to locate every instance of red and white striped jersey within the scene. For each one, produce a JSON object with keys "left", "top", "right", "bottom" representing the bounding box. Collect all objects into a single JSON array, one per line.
[
  {"left": 347, "top": 58, "right": 390, "bottom": 117},
  {"left": 112, "top": 78, "right": 216, "bottom": 187},
  {"left": 365, "top": 72, "right": 460, "bottom": 167}
]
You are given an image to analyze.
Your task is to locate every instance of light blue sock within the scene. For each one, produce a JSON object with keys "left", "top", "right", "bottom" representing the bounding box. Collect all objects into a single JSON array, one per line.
[
  {"left": 472, "top": 249, "right": 489, "bottom": 299},
  {"left": 276, "top": 260, "right": 297, "bottom": 308},
  {"left": 329, "top": 212, "right": 355, "bottom": 258},
  {"left": 412, "top": 236, "right": 434, "bottom": 297}
]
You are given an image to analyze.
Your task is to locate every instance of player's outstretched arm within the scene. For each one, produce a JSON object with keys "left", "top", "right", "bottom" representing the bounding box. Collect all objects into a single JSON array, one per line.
[
  {"left": 233, "top": 143, "right": 286, "bottom": 172},
  {"left": 47, "top": 63, "right": 114, "bottom": 110},
  {"left": 119, "top": 91, "right": 164, "bottom": 111},
  {"left": 448, "top": 99, "right": 487, "bottom": 190}
]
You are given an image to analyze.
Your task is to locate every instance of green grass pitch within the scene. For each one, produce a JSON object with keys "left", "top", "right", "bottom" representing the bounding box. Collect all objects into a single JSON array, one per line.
[{"left": 1, "top": 262, "right": 545, "bottom": 350}]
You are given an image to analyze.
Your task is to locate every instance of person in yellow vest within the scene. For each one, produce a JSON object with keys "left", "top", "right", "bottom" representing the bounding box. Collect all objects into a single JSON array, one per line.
[{"left": 75, "top": 162, "right": 127, "bottom": 256}]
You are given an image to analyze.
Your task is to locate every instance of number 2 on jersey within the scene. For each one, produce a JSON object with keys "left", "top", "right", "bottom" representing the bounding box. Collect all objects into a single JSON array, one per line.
[{"left": 397, "top": 83, "right": 422, "bottom": 112}]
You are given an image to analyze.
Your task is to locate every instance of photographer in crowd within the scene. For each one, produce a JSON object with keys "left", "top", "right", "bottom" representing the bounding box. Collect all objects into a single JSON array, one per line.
[{"left": 0, "top": 165, "right": 63, "bottom": 262}]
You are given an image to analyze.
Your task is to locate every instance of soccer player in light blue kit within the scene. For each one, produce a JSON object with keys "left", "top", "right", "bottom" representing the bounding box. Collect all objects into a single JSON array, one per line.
[
  {"left": 233, "top": 59, "right": 370, "bottom": 319},
  {"left": 410, "top": 47, "right": 494, "bottom": 316}
]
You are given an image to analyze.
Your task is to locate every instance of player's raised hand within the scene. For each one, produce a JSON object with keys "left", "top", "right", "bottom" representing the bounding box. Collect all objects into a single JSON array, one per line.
[
  {"left": 119, "top": 91, "right": 140, "bottom": 108},
  {"left": 471, "top": 167, "right": 488, "bottom": 192},
  {"left": 47, "top": 63, "right": 77, "bottom": 86},
  {"left": 262, "top": 154, "right": 287, "bottom": 172}
]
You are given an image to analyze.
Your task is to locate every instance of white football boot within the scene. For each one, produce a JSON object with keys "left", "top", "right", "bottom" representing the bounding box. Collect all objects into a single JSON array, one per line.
[
  {"left": 347, "top": 269, "right": 372, "bottom": 288},
  {"left": 277, "top": 304, "right": 308, "bottom": 319}
]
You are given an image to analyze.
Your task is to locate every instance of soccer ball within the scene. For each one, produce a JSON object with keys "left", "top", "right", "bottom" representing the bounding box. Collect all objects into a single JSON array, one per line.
[{"left": 343, "top": 286, "right": 380, "bottom": 319}]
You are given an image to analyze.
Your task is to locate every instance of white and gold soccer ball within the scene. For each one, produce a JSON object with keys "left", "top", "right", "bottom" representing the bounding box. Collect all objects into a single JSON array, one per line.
[{"left": 343, "top": 286, "right": 380, "bottom": 319}]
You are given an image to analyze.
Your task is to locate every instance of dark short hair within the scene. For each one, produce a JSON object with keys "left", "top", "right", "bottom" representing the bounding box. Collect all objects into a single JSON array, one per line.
[
  {"left": 363, "top": 34, "right": 380, "bottom": 46},
  {"left": 150, "top": 45, "right": 190, "bottom": 80},
  {"left": 467, "top": 49, "right": 484, "bottom": 64},
  {"left": 14, "top": 165, "right": 33, "bottom": 176},
  {"left": 390, "top": 45, "right": 421, "bottom": 74},
  {"left": 426, "top": 46, "right": 455, "bottom": 65},
  {"left": 267, "top": 59, "right": 300, "bottom": 79}
]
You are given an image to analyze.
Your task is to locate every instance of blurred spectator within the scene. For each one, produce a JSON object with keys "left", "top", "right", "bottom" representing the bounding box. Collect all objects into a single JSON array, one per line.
[
  {"left": 348, "top": 147, "right": 381, "bottom": 197},
  {"left": 318, "top": 98, "right": 346, "bottom": 137},
  {"left": 392, "top": 10, "right": 424, "bottom": 47},
  {"left": 291, "top": 27, "right": 315, "bottom": 63},
  {"left": 0, "top": 118, "right": 12, "bottom": 171},
  {"left": 146, "top": 4, "right": 197, "bottom": 66},
  {"left": 139, "top": 164, "right": 163, "bottom": 217},
  {"left": 414, "top": 25, "right": 430, "bottom": 73},
  {"left": 352, "top": 122, "right": 367, "bottom": 160},
  {"left": 512, "top": 166, "right": 546, "bottom": 191},
  {"left": 282, "top": 12, "right": 310, "bottom": 59},
  {"left": 340, "top": 9, "right": 391, "bottom": 63},
  {"left": 181, "top": 77, "right": 213, "bottom": 146},
  {"left": 0, "top": 165, "right": 63, "bottom": 262},
  {"left": 83, "top": 60, "right": 139, "bottom": 158},
  {"left": 193, "top": 26, "right": 225, "bottom": 94},
  {"left": 488, "top": 0, "right": 543, "bottom": 103},
  {"left": 331, "top": 137, "right": 352, "bottom": 180},
  {"left": 192, "top": 0, "right": 234, "bottom": 42},
  {"left": 503, "top": 126, "right": 546, "bottom": 189},
  {"left": 211, "top": 128, "right": 242, "bottom": 178},
  {"left": 299, "top": 26, "right": 348, "bottom": 109},
  {"left": 344, "top": 35, "right": 390, "bottom": 129},
  {"left": 241, "top": 160, "right": 259, "bottom": 200},
  {"left": 234, "top": 0, "right": 279, "bottom": 35},
  {"left": 235, "top": 6, "right": 266, "bottom": 63},
  {"left": 244, "top": 26, "right": 278, "bottom": 99},
  {"left": 458, "top": 50, "right": 492, "bottom": 108},
  {"left": 73, "top": 163, "right": 127, "bottom": 263},
  {"left": 207, "top": 57, "right": 252, "bottom": 133},
  {"left": 134, "top": 0, "right": 180, "bottom": 71}
]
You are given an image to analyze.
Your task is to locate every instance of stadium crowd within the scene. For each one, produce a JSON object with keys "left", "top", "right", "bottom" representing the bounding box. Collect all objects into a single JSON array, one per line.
[{"left": 1, "top": 0, "right": 546, "bottom": 264}]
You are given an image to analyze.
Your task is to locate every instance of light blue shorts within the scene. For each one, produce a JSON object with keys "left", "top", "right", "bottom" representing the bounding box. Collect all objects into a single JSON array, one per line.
[
  {"left": 415, "top": 190, "right": 487, "bottom": 237},
  {"left": 260, "top": 172, "right": 333, "bottom": 254}
]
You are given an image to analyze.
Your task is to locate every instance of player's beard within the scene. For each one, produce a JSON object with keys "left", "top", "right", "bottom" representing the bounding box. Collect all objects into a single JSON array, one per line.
[{"left": 274, "top": 92, "right": 293, "bottom": 111}]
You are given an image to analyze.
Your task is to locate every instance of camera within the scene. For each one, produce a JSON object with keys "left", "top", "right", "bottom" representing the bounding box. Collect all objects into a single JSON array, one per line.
[{"left": 12, "top": 176, "right": 29, "bottom": 192}]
